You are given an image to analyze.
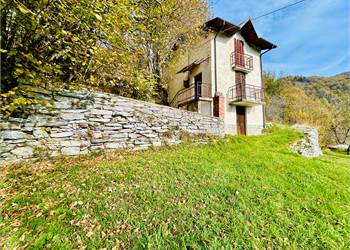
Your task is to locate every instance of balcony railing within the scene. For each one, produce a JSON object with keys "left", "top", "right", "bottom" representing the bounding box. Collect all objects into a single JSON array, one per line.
[
  {"left": 170, "top": 83, "right": 211, "bottom": 107},
  {"left": 228, "top": 83, "right": 264, "bottom": 105},
  {"left": 231, "top": 51, "right": 253, "bottom": 72}
]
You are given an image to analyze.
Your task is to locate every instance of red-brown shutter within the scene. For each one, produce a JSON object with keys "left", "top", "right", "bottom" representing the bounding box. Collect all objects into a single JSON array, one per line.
[
  {"left": 234, "top": 39, "right": 244, "bottom": 67},
  {"left": 235, "top": 72, "right": 246, "bottom": 99}
]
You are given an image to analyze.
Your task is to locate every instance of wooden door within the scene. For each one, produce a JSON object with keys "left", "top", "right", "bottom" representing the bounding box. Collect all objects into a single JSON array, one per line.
[
  {"left": 236, "top": 106, "right": 246, "bottom": 135},
  {"left": 235, "top": 71, "right": 246, "bottom": 100},
  {"left": 234, "top": 39, "right": 244, "bottom": 67},
  {"left": 194, "top": 73, "right": 202, "bottom": 98}
]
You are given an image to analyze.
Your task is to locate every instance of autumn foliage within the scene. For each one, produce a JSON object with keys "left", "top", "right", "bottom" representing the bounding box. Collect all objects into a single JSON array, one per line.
[
  {"left": 264, "top": 72, "right": 350, "bottom": 146},
  {"left": 0, "top": 0, "right": 209, "bottom": 115}
]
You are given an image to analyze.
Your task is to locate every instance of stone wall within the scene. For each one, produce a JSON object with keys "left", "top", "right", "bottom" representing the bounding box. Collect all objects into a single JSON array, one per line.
[{"left": 0, "top": 90, "right": 224, "bottom": 165}]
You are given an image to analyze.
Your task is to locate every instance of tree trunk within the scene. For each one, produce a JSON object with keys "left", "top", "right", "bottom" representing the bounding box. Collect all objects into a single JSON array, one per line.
[{"left": 347, "top": 145, "right": 350, "bottom": 155}]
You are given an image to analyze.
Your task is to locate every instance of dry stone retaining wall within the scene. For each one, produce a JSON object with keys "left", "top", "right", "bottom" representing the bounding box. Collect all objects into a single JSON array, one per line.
[{"left": 0, "top": 90, "right": 224, "bottom": 165}]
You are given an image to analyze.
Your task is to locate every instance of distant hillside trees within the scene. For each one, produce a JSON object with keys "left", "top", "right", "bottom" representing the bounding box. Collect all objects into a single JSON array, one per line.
[
  {"left": 264, "top": 72, "right": 350, "bottom": 147},
  {"left": 0, "top": 0, "right": 209, "bottom": 116}
]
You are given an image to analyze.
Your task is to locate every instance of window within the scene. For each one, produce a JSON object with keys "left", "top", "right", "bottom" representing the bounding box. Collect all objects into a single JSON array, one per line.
[{"left": 183, "top": 79, "right": 190, "bottom": 88}]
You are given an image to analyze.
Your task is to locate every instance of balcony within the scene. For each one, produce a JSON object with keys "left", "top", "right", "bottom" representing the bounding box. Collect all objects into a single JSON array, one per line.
[
  {"left": 170, "top": 83, "right": 211, "bottom": 107},
  {"left": 228, "top": 84, "right": 264, "bottom": 106},
  {"left": 231, "top": 51, "right": 253, "bottom": 72}
]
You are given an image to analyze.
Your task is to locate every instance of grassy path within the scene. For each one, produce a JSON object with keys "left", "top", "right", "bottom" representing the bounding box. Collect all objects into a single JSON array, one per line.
[{"left": 0, "top": 128, "right": 349, "bottom": 249}]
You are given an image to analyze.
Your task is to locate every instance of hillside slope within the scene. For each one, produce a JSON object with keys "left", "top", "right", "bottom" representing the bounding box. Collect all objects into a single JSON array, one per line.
[
  {"left": 285, "top": 72, "right": 350, "bottom": 103},
  {"left": 0, "top": 128, "right": 349, "bottom": 249},
  {"left": 264, "top": 71, "right": 350, "bottom": 145}
]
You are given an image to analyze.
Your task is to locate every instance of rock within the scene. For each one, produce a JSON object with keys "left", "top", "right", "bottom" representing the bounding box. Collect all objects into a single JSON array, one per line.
[
  {"left": 89, "top": 118, "right": 111, "bottom": 123},
  {"left": 50, "top": 131, "right": 74, "bottom": 138},
  {"left": 1, "top": 131, "right": 27, "bottom": 140},
  {"left": 291, "top": 126, "right": 323, "bottom": 158},
  {"left": 105, "top": 142, "right": 123, "bottom": 149},
  {"left": 329, "top": 144, "right": 349, "bottom": 151},
  {"left": 90, "top": 145, "right": 105, "bottom": 151},
  {"left": 22, "top": 124, "right": 34, "bottom": 132},
  {"left": 0, "top": 122, "right": 9, "bottom": 130},
  {"left": 92, "top": 131, "right": 103, "bottom": 139},
  {"left": 109, "top": 133, "right": 128, "bottom": 138},
  {"left": 11, "top": 146, "right": 33, "bottom": 158},
  {"left": 152, "top": 141, "right": 162, "bottom": 147},
  {"left": 123, "top": 124, "right": 134, "bottom": 129},
  {"left": 91, "top": 138, "right": 110, "bottom": 144},
  {"left": 7, "top": 139, "right": 27, "bottom": 144},
  {"left": 0, "top": 143, "right": 15, "bottom": 153},
  {"left": 90, "top": 109, "right": 113, "bottom": 116},
  {"left": 37, "top": 121, "right": 68, "bottom": 127},
  {"left": 33, "top": 128, "right": 49, "bottom": 138},
  {"left": 61, "top": 111, "right": 85, "bottom": 120},
  {"left": 60, "top": 140, "right": 81, "bottom": 147},
  {"left": 53, "top": 100, "right": 71, "bottom": 109},
  {"left": 61, "top": 147, "right": 80, "bottom": 155}
]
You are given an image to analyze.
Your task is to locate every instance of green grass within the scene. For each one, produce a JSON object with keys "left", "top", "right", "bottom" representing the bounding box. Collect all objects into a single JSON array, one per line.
[{"left": 0, "top": 127, "right": 349, "bottom": 249}]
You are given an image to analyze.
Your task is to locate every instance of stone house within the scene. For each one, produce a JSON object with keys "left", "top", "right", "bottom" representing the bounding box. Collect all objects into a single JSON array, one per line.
[{"left": 168, "top": 17, "right": 276, "bottom": 135}]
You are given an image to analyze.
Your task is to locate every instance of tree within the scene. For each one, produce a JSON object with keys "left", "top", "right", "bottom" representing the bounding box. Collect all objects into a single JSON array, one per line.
[
  {"left": 132, "top": 0, "right": 209, "bottom": 103},
  {"left": 1, "top": 0, "right": 210, "bottom": 115},
  {"left": 1, "top": 0, "right": 143, "bottom": 115},
  {"left": 263, "top": 73, "right": 334, "bottom": 146},
  {"left": 330, "top": 96, "right": 350, "bottom": 145}
]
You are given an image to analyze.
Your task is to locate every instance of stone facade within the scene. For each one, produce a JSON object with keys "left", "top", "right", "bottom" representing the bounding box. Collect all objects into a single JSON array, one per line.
[{"left": 0, "top": 90, "right": 224, "bottom": 165}]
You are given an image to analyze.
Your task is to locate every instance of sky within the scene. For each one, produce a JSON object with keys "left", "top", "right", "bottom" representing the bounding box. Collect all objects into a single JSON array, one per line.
[{"left": 211, "top": 0, "right": 350, "bottom": 76}]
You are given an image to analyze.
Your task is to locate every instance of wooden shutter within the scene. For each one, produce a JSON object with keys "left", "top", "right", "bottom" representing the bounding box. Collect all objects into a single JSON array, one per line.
[
  {"left": 235, "top": 72, "right": 246, "bottom": 100},
  {"left": 234, "top": 39, "right": 244, "bottom": 67}
]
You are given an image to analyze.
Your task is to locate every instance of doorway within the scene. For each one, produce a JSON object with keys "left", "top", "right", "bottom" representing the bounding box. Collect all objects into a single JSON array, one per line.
[
  {"left": 236, "top": 106, "right": 246, "bottom": 135},
  {"left": 235, "top": 71, "right": 246, "bottom": 100},
  {"left": 194, "top": 73, "right": 202, "bottom": 98}
]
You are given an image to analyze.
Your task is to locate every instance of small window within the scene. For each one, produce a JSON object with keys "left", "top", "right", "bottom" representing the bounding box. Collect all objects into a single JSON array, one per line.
[{"left": 183, "top": 79, "right": 190, "bottom": 88}]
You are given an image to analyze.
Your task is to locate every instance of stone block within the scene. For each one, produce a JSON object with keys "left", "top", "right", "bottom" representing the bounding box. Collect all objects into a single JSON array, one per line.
[
  {"left": 61, "top": 111, "right": 85, "bottom": 120},
  {"left": 60, "top": 140, "right": 81, "bottom": 147},
  {"left": 105, "top": 142, "right": 123, "bottom": 149},
  {"left": 50, "top": 131, "right": 74, "bottom": 138},
  {"left": 61, "top": 147, "right": 80, "bottom": 155},
  {"left": 33, "top": 128, "right": 49, "bottom": 138},
  {"left": 11, "top": 146, "right": 33, "bottom": 158},
  {"left": 1, "top": 131, "right": 27, "bottom": 140},
  {"left": 90, "top": 109, "right": 113, "bottom": 116},
  {"left": 89, "top": 118, "right": 111, "bottom": 123}
]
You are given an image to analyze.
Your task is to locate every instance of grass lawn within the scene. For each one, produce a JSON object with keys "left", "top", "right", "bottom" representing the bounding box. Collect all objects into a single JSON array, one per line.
[{"left": 0, "top": 127, "right": 349, "bottom": 249}]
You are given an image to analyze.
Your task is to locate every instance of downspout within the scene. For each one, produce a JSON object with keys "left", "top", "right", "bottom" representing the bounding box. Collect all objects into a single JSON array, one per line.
[
  {"left": 260, "top": 47, "right": 273, "bottom": 128},
  {"left": 213, "top": 21, "right": 225, "bottom": 96},
  {"left": 214, "top": 32, "right": 219, "bottom": 95}
]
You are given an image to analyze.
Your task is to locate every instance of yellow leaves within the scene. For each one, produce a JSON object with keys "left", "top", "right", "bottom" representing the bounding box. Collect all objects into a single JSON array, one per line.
[
  {"left": 16, "top": 2, "right": 31, "bottom": 15},
  {"left": 0, "top": 90, "right": 16, "bottom": 98},
  {"left": 86, "top": 231, "right": 94, "bottom": 237},
  {"left": 94, "top": 13, "right": 102, "bottom": 21},
  {"left": 15, "top": 68, "right": 24, "bottom": 75},
  {"left": 19, "top": 233, "right": 26, "bottom": 241}
]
